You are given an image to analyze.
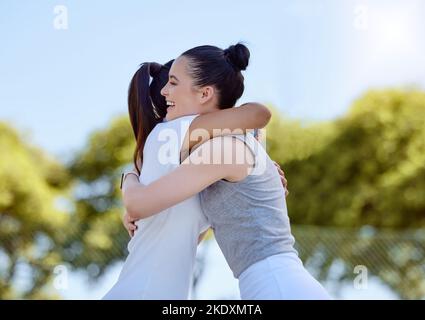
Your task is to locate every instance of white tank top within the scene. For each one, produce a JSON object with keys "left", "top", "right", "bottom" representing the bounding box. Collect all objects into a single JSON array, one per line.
[{"left": 103, "top": 114, "right": 209, "bottom": 300}]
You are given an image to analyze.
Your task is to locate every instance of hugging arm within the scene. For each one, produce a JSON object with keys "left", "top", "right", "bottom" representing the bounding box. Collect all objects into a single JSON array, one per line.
[
  {"left": 182, "top": 103, "right": 271, "bottom": 159},
  {"left": 123, "top": 137, "right": 252, "bottom": 220}
]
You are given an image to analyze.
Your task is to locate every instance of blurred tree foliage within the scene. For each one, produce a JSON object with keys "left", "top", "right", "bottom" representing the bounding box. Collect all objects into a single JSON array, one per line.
[
  {"left": 267, "top": 89, "right": 425, "bottom": 298},
  {"left": 0, "top": 122, "right": 71, "bottom": 298},
  {"left": 62, "top": 117, "right": 134, "bottom": 280},
  {"left": 1, "top": 88, "right": 424, "bottom": 299},
  {"left": 268, "top": 89, "right": 425, "bottom": 228}
]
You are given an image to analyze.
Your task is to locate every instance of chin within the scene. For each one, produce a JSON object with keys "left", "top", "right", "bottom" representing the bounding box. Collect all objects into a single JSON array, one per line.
[
  {"left": 165, "top": 106, "right": 195, "bottom": 121},
  {"left": 165, "top": 112, "right": 175, "bottom": 121},
  {"left": 165, "top": 107, "right": 186, "bottom": 121}
]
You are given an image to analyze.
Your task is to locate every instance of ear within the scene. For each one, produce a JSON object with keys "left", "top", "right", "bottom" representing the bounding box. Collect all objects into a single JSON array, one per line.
[{"left": 198, "top": 86, "right": 215, "bottom": 105}]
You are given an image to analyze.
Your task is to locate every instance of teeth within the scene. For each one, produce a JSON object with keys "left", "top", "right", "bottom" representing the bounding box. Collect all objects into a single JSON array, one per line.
[{"left": 166, "top": 101, "right": 175, "bottom": 106}]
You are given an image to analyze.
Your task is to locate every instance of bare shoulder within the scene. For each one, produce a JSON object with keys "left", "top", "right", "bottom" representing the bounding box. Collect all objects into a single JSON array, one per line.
[{"left": 185, "top": 136, "right": 254, "bottom": 182}]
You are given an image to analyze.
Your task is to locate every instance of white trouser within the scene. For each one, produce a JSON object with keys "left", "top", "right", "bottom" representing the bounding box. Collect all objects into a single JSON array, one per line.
[{"left": 238, "top": 252, "right": 332, "bottom": 300}]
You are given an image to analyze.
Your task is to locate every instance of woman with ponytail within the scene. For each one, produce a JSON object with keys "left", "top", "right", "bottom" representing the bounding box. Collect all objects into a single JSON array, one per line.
[{"left": 120, "top": 43, "right": 331, "bottom": 300}]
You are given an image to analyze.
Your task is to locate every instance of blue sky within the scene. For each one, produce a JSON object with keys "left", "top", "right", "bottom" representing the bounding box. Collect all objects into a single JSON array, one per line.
[{"left": 1, "top": 0, "right": 424, "bottom": 161}]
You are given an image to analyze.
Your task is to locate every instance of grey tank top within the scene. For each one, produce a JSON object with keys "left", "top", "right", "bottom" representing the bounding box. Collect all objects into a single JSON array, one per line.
[{"left": 200, "top": 133, "right": 297, "bottom": 278}]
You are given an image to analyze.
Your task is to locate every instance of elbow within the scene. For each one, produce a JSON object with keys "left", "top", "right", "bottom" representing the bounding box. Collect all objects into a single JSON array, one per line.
[
  {"left": 123, "top": 189, "right": 145, "bottom": 220},
  {"left": 126, "top": 206, "right": 143, "bottom": 221}
]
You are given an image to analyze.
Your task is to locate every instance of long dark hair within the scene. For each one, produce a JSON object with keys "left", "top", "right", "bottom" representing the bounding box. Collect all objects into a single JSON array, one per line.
[
  {"left": 181, "top": 42, "right": 250, "bottom": 108},
  {"left": 128, "top": 60, "right": 173, "bottom": 174}
]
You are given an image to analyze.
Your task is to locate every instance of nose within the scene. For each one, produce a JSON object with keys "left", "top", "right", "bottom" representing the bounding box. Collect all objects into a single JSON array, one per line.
[{"left": 160, "top": 84, "right": 168, "bottom": 97}]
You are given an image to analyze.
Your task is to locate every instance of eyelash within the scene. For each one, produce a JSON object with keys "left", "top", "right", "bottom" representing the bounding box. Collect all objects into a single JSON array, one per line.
[{"left": 169, "top": 82, "right": 177, "bottom": 86}]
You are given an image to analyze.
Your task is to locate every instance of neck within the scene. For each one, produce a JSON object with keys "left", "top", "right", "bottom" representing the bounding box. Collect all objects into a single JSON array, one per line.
[{"left": 199, "top": 103, "right": 220, "bottom": 115}]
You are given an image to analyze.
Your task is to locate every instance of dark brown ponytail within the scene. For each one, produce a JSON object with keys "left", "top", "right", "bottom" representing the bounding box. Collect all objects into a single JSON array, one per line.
[{"left": 127, "top": 60, "right": 173, "bottom": 174}]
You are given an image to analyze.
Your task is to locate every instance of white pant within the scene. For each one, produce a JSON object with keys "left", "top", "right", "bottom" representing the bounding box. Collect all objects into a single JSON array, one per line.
[{"left": 238, "top": 252, "right": 332, "bottom": 300}]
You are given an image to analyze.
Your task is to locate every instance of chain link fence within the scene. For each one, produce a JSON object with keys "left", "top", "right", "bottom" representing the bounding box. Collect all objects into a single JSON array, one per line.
[{"left": 1, "top": 224, "right": 424, "bottom": 299}]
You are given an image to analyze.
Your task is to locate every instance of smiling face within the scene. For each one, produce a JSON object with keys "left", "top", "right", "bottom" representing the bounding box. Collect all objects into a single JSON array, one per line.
[{"left": 160, "top": 56, "right": 207, "bottom": 121}]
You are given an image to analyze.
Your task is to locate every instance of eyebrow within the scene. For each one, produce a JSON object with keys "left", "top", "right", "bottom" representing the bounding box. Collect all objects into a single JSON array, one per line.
[{"left": 169, "top": 75, "right": 179, "bottom": 82}]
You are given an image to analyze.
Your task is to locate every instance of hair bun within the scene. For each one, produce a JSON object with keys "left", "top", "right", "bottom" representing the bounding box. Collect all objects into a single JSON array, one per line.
[{"left": 224, "top": 43, "right": 250, "bottom": 71}]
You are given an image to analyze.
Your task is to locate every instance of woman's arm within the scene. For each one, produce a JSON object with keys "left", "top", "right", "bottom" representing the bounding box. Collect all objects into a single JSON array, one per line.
[
  {"left": 182, "top": 103, "right": 271, "bottom": 158},
  {"left": 123, "top": 136, "right": 253, "bottom": 220}
]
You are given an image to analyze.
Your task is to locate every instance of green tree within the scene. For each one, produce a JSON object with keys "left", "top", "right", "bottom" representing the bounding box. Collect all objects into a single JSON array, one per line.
[
  {"left": 0, "top": 122, "right": 71, "bottom": 298},
  {"left": 269, "top": 89, "right": 425, "bottom": 228},
  {"left": 61, "top": 116, "right": 134, "bottom": 280},
  {"left": 267, "top": 89, "right": 425, "bottom": 298}
]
